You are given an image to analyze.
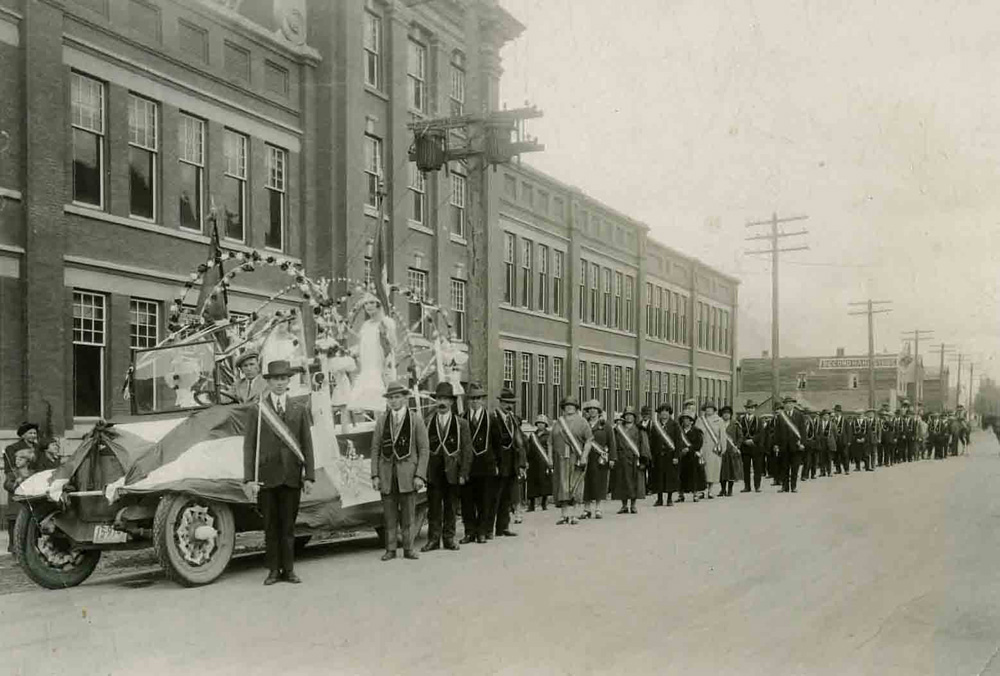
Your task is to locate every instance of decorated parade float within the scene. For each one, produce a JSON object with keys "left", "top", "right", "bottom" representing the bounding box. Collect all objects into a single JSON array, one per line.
[{"left": 12, "top": 234, "right": 467, "bottom": 589}]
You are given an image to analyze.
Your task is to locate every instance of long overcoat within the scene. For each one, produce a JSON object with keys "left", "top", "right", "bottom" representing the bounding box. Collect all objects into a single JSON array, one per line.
[{"left": 551, "top": 413, "right": 592, "bottom": 504}]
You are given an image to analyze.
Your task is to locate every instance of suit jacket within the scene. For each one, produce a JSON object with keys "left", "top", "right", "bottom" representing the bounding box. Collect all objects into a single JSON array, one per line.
[
  {"left": 370, "top": 407, "right": 430, "bottom": 494},
  {"left": 648, "top": 418, "right": 676, "bottom": 462},
  {"left": 817, "top": 419, "right": 838, "bottom": 453},
  {"left": 464, "top": 407, "right": 498, "bottom": 478},
  {"left": 426, "top": 412, "right": 473, "bottom": 486},
  {"left": 773, "top": 409, "right": 806, "bottom": 453},
  {"left": 493, "top": 409, "right": 527, "bottom": 477},
  {"left": 243, "top": 395, "right": 315, "bottom": 488},
  {"left": 738, "top": 414, "right": 763, "bottom": 451},
  {"left": 590, "top": 420, "right": 619, "bottom": 465}
]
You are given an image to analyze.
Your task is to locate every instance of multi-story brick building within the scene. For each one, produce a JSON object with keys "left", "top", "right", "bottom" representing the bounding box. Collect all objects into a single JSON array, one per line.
[{"left": 0, "top": 0, "right": 738, "bottom": 452}]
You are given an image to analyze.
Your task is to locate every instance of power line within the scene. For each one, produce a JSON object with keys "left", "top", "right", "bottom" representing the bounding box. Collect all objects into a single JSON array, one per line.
[
  {"left": 901, "top": 329, "right": 934, "bottom": 402},
  {"left": 744, "top": 212, "right": 809, "bottom": 407},
  {"left": 848, "top": 300, "right": 892, "bottom": 409}
]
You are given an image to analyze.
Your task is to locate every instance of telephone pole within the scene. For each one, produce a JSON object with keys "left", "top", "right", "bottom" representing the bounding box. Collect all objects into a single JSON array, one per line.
[
  {"left": 745, "top": 213, "right": 809, "bottom": 408},
  {"left": 900, "top": 329, "right": 933, "bottom": 402},
  {"left": 969, "top": 362, "right": 976, "bottom": 412},
  {"left": 848, "top": 300, "right": 893, "bottom": 409},
  {"left": 948, "top": 352, "right": 965, "bottom": 409},
  {"left": 929, "top": 343, "right": 956, "bottom": 411}
]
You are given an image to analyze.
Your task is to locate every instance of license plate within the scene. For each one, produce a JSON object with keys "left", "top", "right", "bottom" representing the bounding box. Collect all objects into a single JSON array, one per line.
[{"left": 92, "top": 524, "right": 128, "bottom": 544}]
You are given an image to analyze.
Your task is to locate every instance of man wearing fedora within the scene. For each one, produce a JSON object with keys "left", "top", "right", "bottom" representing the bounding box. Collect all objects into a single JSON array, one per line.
[
  {"left": 422, "top": 382, "right": 472, "bottom": 552},
  {"left": 489, "top": 387, "right": 527, "bottom": 538},
  {"left": 4, "top": 422, "right": 39, "bottom": 552},
  {"left": 772, "top": 396, "right": 806, "bottom": 493},
  {"left": 243, "top": 360, "right": 315, "bottom": 585},
  {"left": 235, "top": 351, "right": 266, "bottom": 402},
  {"left": 738, "top": 400, "right": 764, "bottom": 492},
  {"left": 371, "top": 380, "right": 429, "bottom": 561},
  {"left": 460, "top": 383, "right": 496, "bottom": 543}
]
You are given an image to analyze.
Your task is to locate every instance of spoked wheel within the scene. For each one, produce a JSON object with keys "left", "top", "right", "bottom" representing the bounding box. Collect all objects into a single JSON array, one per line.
[
  {"left": 153, "top": 494, "right": 235, "bottom": 587},
  {"left": 14, "top": 509, "right": 101, "bottom": 590}
]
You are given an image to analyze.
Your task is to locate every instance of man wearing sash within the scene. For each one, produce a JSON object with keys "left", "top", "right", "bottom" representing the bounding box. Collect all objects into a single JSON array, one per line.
[
  {"left": 243, "top": 360, "right": 315, "bottom": 585},
  {"left": 831, "top": 404, "right": 850, "bottom": 475},
  {"left": 461, "top": 383, "right": 497, "bottom": 544},
  {"left": 582, "top": 400, "right": 616, "bottom": 519},
  {"left": 489, "top": 388, "right": 527, "bottom": 539},
  {"left": 719, "top": 405, "right": 743, "bottom": 496},
  {"left": 639, "top": 405, "right": 654, "bottom": 493},
  {"left": 371, "top": 380, "right": 429, "bottom": 561},
  {"left": 677, "top": 413, "right": 706, "bottom": 502},
  {"left": 526, "top": 414, "right": 553, "bottom": 512},
  {"left": 739, "top": 400, "right": 764, "bottom": 492},
  {"left": 421, "top": 382, "right": 472, "bottom": 553},
  {"left": 650, "top": 403, "right": 680, "bottom": 506},
  {"left": 551, "top": 396, "right": 592, "bottom": 525},
  {"left": 612, "top": 407, "right": 651, "bottom": 513},
  {"left": 773, "top": 396, "right": 806, "bottom": 493}
]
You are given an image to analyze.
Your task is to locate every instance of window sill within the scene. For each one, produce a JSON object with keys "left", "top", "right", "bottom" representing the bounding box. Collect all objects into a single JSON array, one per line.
[
  {"left": 263, "top": 246, "right": 285, "bottom": 254},
  {"left": 407, "top": 222, "right": 434, "bottom": 235},
  {"left": 449, "top": 234, "right": 468, "bottom": 245},
  {"left": 696, "top": 349, "right": 733, "bottom": 358},
  {"left": 646, "top": 336, "right": 690, "bottom": 348},
  {"left": 580, "top": 323, "right": 637, "bottom": 339},
  {"left": 499, "top": 304, "right": 569, "bottom": 324},
  {"left": 129, "top": 214, "right": 157, "bottom": 225},
  {"left": 364, "top": 85, "right": 389, "bottom": 102},
  {"left": 71, "top": 200, "right": 104, "bottom": 212}
]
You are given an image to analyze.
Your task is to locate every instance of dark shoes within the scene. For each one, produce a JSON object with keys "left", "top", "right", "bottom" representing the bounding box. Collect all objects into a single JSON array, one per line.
[
  {"left": 485, "top": 533, "right": 494, "bottom": 541},
  {"left": 497, "top": 530, "right": 518, "bottom": 537},
  {"left": 741, "top": 488, "right": 752, "bottom": 493},
  {"left": 476, "top": 535, "right": 487, "bottom": 544},
  {"left": 381, "top": 550, "right": 397, "bottom": 562},
  {"left": 403, "top": 550, "right": 419, "bottom": 560},
  {"left": 459, "top": 535, "right": 476, "bottom": 545},
  {"left": 421, "top": 541, "right": 441, "bottom": 553},
  {"left": 263, "top": 572, "right": 281, "bottom": 586},
  {"left": 444, "top": 541, "right": 460, "bottom": 551},
  {"left": 617, "top": 506, "right": 629, "bottom": 514},
  {"left": 629, "top": 506, "right": 638, "bottom": 514},
  {"left": 283, "top": 571, "right": 302, "bottom": 584}
]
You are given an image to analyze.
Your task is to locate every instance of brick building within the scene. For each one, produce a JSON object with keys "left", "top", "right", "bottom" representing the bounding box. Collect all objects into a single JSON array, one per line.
[{"left": 0, "top": 0, "right": 738, "bottom": 450}]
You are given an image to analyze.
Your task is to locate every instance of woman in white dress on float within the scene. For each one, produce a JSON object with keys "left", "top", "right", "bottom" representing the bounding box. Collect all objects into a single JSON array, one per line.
[{"left": 346, "top": 292, "right": 398, "bottom": 412}]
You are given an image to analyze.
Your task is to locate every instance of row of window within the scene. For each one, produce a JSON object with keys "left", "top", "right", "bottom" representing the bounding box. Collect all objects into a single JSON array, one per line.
[
  {"left": 573, "top": 361, "right": 637, "bottom": 419},
  {"left": 645, "top": 283, "right": 690, "bottom": 345},
  {"left": 696, "top": 302, "right": 732, "bottom": 355},
  {"left": 363, "top": 10, "right": 465, "bottom": 118},
  {"left": 400, "top": 267, "right": 467, "bottom": 343},
  {"left": 502, "top": 352, "right": 566, "bottom": 422},
  {"left": 71, "top": 72, "right": 286, "bottom": 249},
  {"left": 643, "top": 370, "right": 689, "bottom": 415},
  {"left": 696, "top": 377, "right": 732, "bottom": 408},
  {"left": 501, "top": 174, "right": 566, "bottom": 221},
  {"left": 579, "top": 259, "right": 635, "bottom": 331},
  {"left": 502, "top": 232, "right": 566, "bottom": 316}
]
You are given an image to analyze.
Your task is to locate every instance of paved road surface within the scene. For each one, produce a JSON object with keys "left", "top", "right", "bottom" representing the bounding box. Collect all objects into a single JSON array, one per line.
[{"left": 3, "top": 432, "right": 1000, "bottom": 676}]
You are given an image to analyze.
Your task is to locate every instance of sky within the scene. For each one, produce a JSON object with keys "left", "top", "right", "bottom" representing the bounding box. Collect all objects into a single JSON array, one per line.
[{"left": 497, "top": 0, "right": 1000, "bottom": 395}]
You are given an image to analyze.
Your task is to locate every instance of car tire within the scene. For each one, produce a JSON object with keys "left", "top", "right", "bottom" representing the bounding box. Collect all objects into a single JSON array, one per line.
[
  {"left": 153, "top": 494, "right": 235, "bottom": 587},
  {"left": 14, "top": 508, "right": 101, "bottom": 590}
]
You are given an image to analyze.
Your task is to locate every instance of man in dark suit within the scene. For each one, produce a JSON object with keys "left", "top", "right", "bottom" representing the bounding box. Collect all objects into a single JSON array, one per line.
[
  {"left": 461, "top": 383, "right": 504, "bottom": 543},
  {"left": 738, "top": 400, "right": 764, "bottom": 493},
  {"left": 831, "top": 404, "right": 850, "bottom": 475},
  {"left": 422, "top": 381, "right": 472, "bottom": 552},
  {"left": 371, "top": 380, "right": 429, "bottom": 561},
  {"left": 490, "top": 388, "right": 527, "bottom": 538},
  {"left": 243, "top": 360, "right": 315, "bottom": 585},
  {"left": 773, "top": 397, "right": 806, "bottom": 493}
]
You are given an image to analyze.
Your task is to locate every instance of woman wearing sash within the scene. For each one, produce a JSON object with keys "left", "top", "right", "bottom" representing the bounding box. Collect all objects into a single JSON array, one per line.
[
  {"left": 678, "top": 414, "right": 706, "bottom": 502},
  {"left": 582, "top": 399, "right": 617, "bottom": 520},
  {"left": 695, "top": 401, "right": 725, "bottom": 499},
  {"left": 650, "top": 403, "right": 680, "bottom": 506},
  {"left": 551, "top": 397, "right": 592, "bottom": 525},
  {"left": 526, "top": 414, "right": 553, "bottom": 512},
  {"left": 718, "top": 405, "right": 744, "bottom": 497},
  {"left": 612, "top": 407, "right": 650, "bottom": 514}
]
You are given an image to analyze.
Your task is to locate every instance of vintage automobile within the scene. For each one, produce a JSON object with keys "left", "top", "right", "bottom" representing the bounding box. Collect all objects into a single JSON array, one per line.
[{"left": 13, "top": 339, "right": 434, "bottom": 589}]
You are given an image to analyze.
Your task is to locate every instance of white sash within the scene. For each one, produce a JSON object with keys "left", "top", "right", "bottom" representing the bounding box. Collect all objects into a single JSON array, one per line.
[
  {"left": 435, "top": 415, "right": 459, "bottom": 458},
  {"left": 259, "top": 399, "right": 305, "bottom": 464},
  {"left": 529, "top": 433, "right": 553, "bottom": 468},
  {"left": 557, "top": 416, "right": 587, "bottom": 460},
  {"left": 699, "top": 415, "right": 721, "bottom": 449},
  {"left": 615, "top": 425, "right": 641, "bottom": 466},
  {"left": 470, "top": 410, "right": 491, "bottom": 456},
  {"left": 652, "top": 417, "right": 676, "bottom": 450},
  {"left": 778, "top": 411, "right": 802, "bottom": 440}
]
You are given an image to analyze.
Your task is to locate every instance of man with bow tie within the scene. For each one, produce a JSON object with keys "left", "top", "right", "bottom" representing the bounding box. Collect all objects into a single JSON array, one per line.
[
  {"left": 371, "top": 380, "right": 429, "bottom": 561},
  {"left": 243, "top": 360, "right": 315, "bottom": 585},
  {"left": 421, "top": 381, "right": 472, "bottom": 553},
  {"left": 488, "top": 388, "right": 527, "bottom": 539}
]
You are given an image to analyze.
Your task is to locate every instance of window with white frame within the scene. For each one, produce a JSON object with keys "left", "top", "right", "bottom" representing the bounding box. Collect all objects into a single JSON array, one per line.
[
  {"left": 797, "top": 372, "right": 808, "bottom": 390},
  {"left": 450, "top": 52, "right": 465, "bottom": 116},
  {"left": 624, "top": 366, "right": 634, "bottom": 409},
  {"left": 364, "top": 134, "right": 382, "bottom": 209},
  {"left": 644, "top": 370, "right": 652, "bottom": 409},
  {"left": 645, "top": 283, "right": 654, "bottom": 336},
  {"left": 613, "top": 271, "right": 623, "bottom": 329},
  {"left": 408, "top": 39, "right": 427, "bottom": 113},
  {"left": 503, "top": 232, "right": 515, "bottom": 303},
  {"left": 363, "top": 255, "right": 372, "bottom": 288},
  {"left": 265, "top": 144, "right": 286, "bottom": 250},
  {"left": 537, "top": 244, "right": 549, "bottom": 313},
  {"left": 652, "top": 371, "right": 661, "bottom": 407},
  {"left": 665, "top": 291, "right": 674, "bottom": 342},
  {"left": 553, "top": 250, "right": 564, "bottom": 317},
  {"left": 656, "top": 287, "right": 665, "bottom": 339},
  {"left": 503, "top": 350, "right": 515, "bottom": 391},
  {"left": 601, "top": 364, "right": 611, "bottom": 413},
  {"left": 407, "top": 267, "right": 428, "bottom": 337},
  {"left": 520, "top": 238, "right": 533, "bottom": 308},
  {"left": 363, "top": 10, "right": 382, "bottom": 89},
  {"left": 129, "top": 299, "right": 159, "bottom": 349},
  {"left": 128, "top": 94, "right": 158, "bottom": 220},
  {"left": 178, "top": 114, "right": 204, "bottom": 231},
  {"left": 222, "top": 130, "right": 247, "bottom": 241},
  {"left": 536, "top": 355, "right": 547, "bottom": 419},
  {"left": 613, "top": 366, "right": 623, "bottom": 414},
  {"left": 589, "top": 362, "right": 599, "bottom": 402},
  {"left": 73, "top": 291, "right": 106, "bottom": 418},
  {"left": 450, "top": 173, "right": 467, "bottom": 238},
  {"left": 578, "top": 360, "right": 586, "bottom": 404},
  {"left": 450, "top": 278, "right": 466, "bottom": 342},
  {"left": 578, "top": 259, "right": 587, "bottom": 322},
  {"left": 602, "top": 268, "right": 612, "bottom": 327},
  {"left": 552, "top": 357, "right": 563, "bottom": 417},
  {"left": 71, "top": 73, "right": 105, "bottom": 207},
  {"left": 520, "top": 353, "right": 532, "bottom": 420},
  {"left": 624, "top": 276, "right": 634, "bottom": 332},
  {"left": 408, "top": 163, "right": 426, "bottom": 225},
  {"left": 589, "top": 263, "right": 599, "bottom": 324}
]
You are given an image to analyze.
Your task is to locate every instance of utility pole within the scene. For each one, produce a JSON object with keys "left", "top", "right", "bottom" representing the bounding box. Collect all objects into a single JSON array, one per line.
[
  {"left": 969, "top": 362, "right": 976, "bottom": 412},
  {"left": 744, "top": 213, "right": 809, "bottom": 408},
  {"left": 929, "top": 343, "right": 956, "bottom": 412},
  {"left": 901, "top": 329, "right": 933, "bottom": 402},
  {"left": 947, "top": 352, "right": 965, "bottom": 409},
  {"left": 848, "top": 300, "right": 893, "bottom": 409}
]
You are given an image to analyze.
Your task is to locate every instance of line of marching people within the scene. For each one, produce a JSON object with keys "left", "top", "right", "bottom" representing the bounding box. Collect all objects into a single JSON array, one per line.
[{"left": 370, "top": 378, "right": 974, "bottom": 562}]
